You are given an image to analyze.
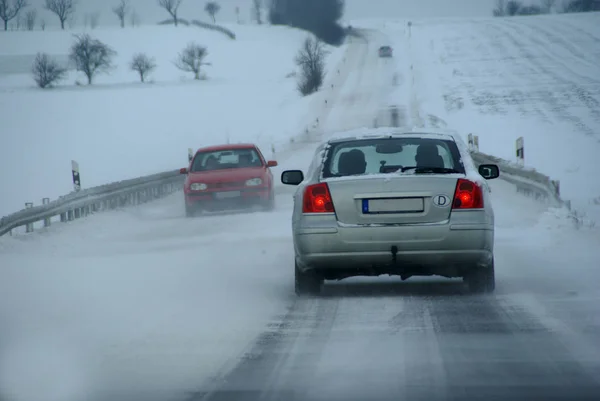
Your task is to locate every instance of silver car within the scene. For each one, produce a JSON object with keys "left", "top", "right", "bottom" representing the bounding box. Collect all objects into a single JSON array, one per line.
[
  {"left": 281, "top": 129, "right": 500, "bottom": 296},
  {"left": 379, "top": 45, "right": 393, "bottom": 58}
]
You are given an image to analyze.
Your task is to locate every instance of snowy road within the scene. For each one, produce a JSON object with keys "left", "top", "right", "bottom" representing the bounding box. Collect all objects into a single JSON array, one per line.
[
  {"left": 2, "top": 18, "right": 600, "bottom": 401},
  {"left": 194, "top": 179, "right": 600, "bottom": 401}
]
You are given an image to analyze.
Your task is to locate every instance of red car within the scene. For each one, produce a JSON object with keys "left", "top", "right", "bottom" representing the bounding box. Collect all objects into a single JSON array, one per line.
[{"left": 180, "top": 143, "right": 278, "bottom": 216}]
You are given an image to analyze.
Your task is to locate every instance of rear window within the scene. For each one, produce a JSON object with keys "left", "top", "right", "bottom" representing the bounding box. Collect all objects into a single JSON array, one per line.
[
  {"left": 191, "top": 148, "right": 262, "bottom": 172},
  {"left": 322, "top": 137, "right": 464, "bottom": 178}
]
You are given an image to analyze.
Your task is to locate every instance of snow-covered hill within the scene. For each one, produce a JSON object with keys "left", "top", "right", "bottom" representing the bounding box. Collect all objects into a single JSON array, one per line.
[
  {"left": 380, "top": 12, "right": 600, "bottom": 223},
  {"left": 0, "top": 24, "right": 345, "bottom": 217}
]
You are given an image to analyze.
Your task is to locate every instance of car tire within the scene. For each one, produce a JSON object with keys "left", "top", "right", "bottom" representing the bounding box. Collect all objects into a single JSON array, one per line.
[
  {"left": 465, "top": 259, "right": 495, "bottom": 294},
  {"left": 295, "top": 261, "right": 322, "bottom": 296},
  {"left": 185, "top": 204, "right": 195, "bottom": 218}
]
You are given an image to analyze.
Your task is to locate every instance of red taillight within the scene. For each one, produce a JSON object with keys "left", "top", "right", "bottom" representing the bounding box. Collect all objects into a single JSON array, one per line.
[
  {"left": 452, "top": 179, "right": 484, "bottom": 209},
  {"left": 302, "top": 183, "right": 335, "bottom": 213}
]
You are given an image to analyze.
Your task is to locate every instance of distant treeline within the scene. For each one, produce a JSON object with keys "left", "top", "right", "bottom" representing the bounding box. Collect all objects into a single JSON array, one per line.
[
  {"left": 268, "top": 0, "right": 346, "bottom": 46},
  {"left": 493, "top": 0, "right": 600, "bottom": 17}
]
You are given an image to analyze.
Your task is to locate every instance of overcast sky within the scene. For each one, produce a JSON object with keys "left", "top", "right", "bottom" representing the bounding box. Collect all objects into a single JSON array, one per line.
[{"left": 19, "top": 0, "right": 495, "bottom": 28}]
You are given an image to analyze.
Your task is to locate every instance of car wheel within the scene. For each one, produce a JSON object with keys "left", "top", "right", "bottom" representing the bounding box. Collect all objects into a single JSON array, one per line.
[
  {"left": 465, "top": 259, "right": 495, "bottom": 294},
  {"left": 295, "top": 260, "right": 322, "bottom": 296}
]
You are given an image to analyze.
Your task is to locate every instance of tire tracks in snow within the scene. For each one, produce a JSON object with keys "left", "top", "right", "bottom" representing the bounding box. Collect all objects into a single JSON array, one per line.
[
  {"left": 188, "top": 298, "right": 341, "bottom": 401},
  {"left": 191, "top": 281, "right": 600, "bottom": 401},
  {"left": 487, "top": 20, "right": 600, "bottom": 138},
  {"left": 501, "top": 19, "right": 599, "bottom": 82}
]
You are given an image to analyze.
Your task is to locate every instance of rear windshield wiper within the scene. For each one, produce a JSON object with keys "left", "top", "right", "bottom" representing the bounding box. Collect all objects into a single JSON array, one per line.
[{"left": 401, "top": 166, "right": 461, "bottom": 174}]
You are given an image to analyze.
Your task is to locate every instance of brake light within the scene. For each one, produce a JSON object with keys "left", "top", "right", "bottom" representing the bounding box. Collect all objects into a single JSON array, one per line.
[
  {"left": 452, "top": 179, "right": 484, "bottom": 209},
  {"left": 302, "top": 183, "right": 335, "bottom": 213}
]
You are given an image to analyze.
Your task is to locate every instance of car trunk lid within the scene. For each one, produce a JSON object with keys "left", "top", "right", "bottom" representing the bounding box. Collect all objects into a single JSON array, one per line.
[{"left": 325, "top": 175, "right": 460, "bottom": 225}]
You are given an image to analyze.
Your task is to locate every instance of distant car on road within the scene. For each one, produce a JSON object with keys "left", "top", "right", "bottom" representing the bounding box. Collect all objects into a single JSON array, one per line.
[
  {"left": 281, "top": 129, "right": 500, "bottom": 296},
  {"left": 378, "top": 45, "right": 393, "bottom": 58},
  {"left": 180, "top": 143, "right": 278, "bottom": 216}
]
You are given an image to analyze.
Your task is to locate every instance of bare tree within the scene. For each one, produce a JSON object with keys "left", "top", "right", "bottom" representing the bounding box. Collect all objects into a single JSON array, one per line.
[
  {"left": 541, "top": 0, "right": 557, "bottom": 12},
  {"left": 175, "top": 42, "right": 209, "bottom": 80},
  {"left": 158, "top": 0, "right": 183, "bottom": 26},
  {"left": 89, "top": 11, "right": 99, "bottom": 28},
  {"left": 129, "top": 8, "right": 139, "bottom": 26},
  {"left": 295, "top": 36, "right": 327, "bottom": 96},
  {"left": 493, "top": 0, "right": 506, "bottom": 15},
  {"left": 69, "top": 34, "right": 116, "bottom": 85},
  {"left": 45, "top": 0, "right": 76, "bottom": 30},
  {"left": 204, "top": 1, "right": 220, "bottom": 23},
  {"left": 112, "top": 0, "right": 128, "bottom": 28},
  {"left": 252, "top": 0, "right": 261, "bottom": 24},
  {"left": 130, "top": 53, "right": 156, "bottom": 82},
  {"left": 0, "top": 0, "right": 27, "bottom": 31},
  {"left": 25, "top": 8, "right": 35, "bottom": 29},
  {"left": 505, "top": 0, "right": 522, "bottom": 15},
  {"left": 32, "top": 52, "right": 67, "bottom": 88}
]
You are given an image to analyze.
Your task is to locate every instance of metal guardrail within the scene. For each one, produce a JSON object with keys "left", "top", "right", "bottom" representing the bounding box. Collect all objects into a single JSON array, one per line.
[
  {"left": 0, "top": 170, "right": 185, "bottom": 237},
  {"left": 0, "top": 149, "right": 569, "bottom": 237},
  {"left": 470, "top": 150, "right": 568, "bottom": 209}
]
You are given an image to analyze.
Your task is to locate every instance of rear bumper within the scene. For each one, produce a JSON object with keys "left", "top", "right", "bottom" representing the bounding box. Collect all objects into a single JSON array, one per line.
[
  {"left": 294, "top": 220, "right": 494, "bottom": 274},
  {"left": 185, "top": 187, "right": 271, "bottom": 210}
]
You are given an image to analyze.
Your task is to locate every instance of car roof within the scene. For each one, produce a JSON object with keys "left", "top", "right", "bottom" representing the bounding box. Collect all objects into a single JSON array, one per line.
[
  {"left": 196, "top": 143, "right": 258, "bottom": 153},
  {"left": 326, "top": 127, "right": 458, "bottom": 144}
]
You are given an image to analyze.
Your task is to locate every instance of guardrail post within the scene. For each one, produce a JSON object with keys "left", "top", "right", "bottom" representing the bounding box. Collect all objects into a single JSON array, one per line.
[
  {"left": 68, "top": 209, "right": 74, "bottom": 221},
  {"left": 60, "top": 212, "right": 67, "bottom": 222},
  {"left": 42, "top": 198, "right": 51, "bottom": 227},
  {"left": 72, "top": 160, "right": 81, "bottom": 191},
  {"left": 516, "top": 137, "right": 524, "bottom": 166},
  {"left": 25, "top": 202, "right": 34, "bottom": 233},
  {"left": 551, "top": 180, "right": 560, "bottom": 197},
  {"left": 74, "top": 208, "right": 81, "bottom": 219},
  {"left": 390, "top": 107, "right": 399, "bottom": 127},
  {"left": 468, "top": 134, "right": 479, "bottom": 151}
]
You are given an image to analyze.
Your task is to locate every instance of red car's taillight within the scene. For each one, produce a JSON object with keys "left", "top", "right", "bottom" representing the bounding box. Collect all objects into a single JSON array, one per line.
[
  {"left": 452, "top": 179, "right": 484, "bottom": 209},
  {"left": 302, "top": 183, "right": 335, "bottom": 213}
]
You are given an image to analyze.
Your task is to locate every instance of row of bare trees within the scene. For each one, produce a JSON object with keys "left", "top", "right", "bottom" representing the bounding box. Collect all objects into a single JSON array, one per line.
[
  {"left": 157, "top": 0, "right": 221, "bottom": 26},
  {"left": 1, "top": 0, "right": 230, "bottom": 31},
  {"left": 493, "top": 0, "right": 600, "bottom": 16},
  {"left": 32, "top": 34, "right": 210, "bottom": 88},
  {"left": 0, "top": 0, "right": 76, "bottom": 30}
]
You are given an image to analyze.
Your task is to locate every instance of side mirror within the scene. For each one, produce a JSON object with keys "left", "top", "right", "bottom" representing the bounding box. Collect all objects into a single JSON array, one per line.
[
  {"left": 267, "top": 160, "right": 278, "bottom": 168},
  {"left": 478, "top": 164, "right": 499, "bottom": 180},
  {"left": 281, "top": 170, "right": 304, "bottom": 185},
  {"left": 180, "top": 167, "right": 188, "bottom": 174}
]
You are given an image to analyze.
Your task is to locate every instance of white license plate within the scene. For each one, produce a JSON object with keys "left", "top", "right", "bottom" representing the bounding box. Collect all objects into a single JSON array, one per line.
[
  {"left": 214, "top": 191, "right": 241, "bottom": 199},
  {"left": 365, "top": 198, "right": 424, "bottom": 213}
]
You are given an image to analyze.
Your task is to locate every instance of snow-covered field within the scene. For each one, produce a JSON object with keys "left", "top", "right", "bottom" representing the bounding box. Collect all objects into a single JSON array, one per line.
[
  {"left": 380, "top": 12, "right": 600, "bottom": 223},
  {"left": 1, "top": 10, "right": 600, "bottom": 401},
  {"left": 0, "top": 24, "right": 345, "bottom": 217}
]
